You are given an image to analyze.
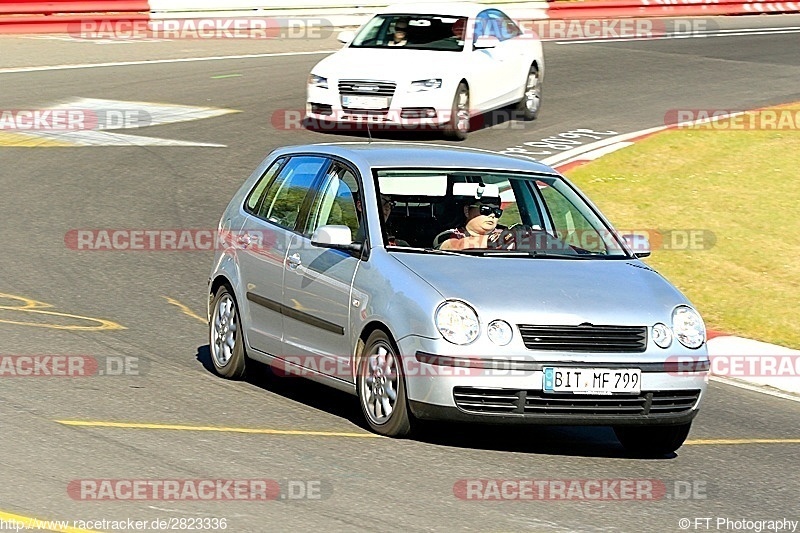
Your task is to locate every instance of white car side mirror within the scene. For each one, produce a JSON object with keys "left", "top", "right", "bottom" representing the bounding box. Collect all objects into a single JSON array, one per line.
[
  {"left": 473, "top": 35, "right": 500, "bottom": 49},
  {"left": 337, "top": 30, "right": 355, "bottom": 44}
]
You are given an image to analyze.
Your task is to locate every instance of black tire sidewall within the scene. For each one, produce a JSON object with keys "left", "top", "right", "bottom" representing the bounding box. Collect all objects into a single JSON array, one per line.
[
  {"left": 516, "top": 64, "right": 541, "bottom": 121},
  {"left": 209, "top": 286, "right": 247, "bottom": 379},
  {"left": 357, "top": 330, "right": 412, "bottom": 437},
  {"left": 444, "top": 83, "right": 469, "bottom": 141}
]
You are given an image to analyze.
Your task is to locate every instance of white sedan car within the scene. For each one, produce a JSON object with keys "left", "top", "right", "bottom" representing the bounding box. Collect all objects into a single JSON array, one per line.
[{"left": 305, "top": 2, "right": 544, "bottom": 140}]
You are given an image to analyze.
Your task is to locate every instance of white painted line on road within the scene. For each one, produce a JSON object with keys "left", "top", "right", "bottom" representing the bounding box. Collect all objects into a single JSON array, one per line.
[
  {"left": 710, "top": 376, "right": 800, "bottom": 403},
  {"left": 0, "top": 50, "right": 338, "bottom": 75},
  {"left": 3, "top": 98, "right": 240, "bottom": 147}
]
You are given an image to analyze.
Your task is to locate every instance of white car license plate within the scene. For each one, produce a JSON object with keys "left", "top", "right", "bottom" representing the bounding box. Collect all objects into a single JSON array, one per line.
[
  {"left": 342, "top": 95, "right": 389, "bottom": 109},
  {"left": 543, "top": 367, "right": 641, "bottom": 395}
]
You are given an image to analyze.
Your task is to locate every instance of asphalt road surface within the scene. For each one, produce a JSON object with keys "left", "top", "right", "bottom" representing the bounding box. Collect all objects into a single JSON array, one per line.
[{"left": 1, "top": 15, "right": 799, "bottom": 533}]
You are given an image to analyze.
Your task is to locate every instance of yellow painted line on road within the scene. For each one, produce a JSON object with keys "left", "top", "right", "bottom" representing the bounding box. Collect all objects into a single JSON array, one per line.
[
  {"left": 0, "top": 132, "right": 73, "bottom": 147},
  {"left": 56, "top": 420, "right": 383, "bottom": 438},
  {"left": 0, "top": 509, "right": 102, "bottom": 532},
  {"left": 163, "top": 296, "right": 207, "bottom": 324},
  {"left": 686, "top": 438, "right": 800, "bottom": 446},
  {"left": 0, "top": 293, "right": 125, "bottom": 331}
]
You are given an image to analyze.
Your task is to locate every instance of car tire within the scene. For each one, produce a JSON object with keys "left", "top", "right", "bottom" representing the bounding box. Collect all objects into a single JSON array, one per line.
[
  {"left": 613, "top": 422, "right": 692, "bottom": 457},
  {"left": 444, "top": 82, "right": 470, "bottom": 141},
  {"left": 357, "top": 330, "right": 412, "bottom": 437},
  {"left": 209, "top": 285, "right": 247, "bottom": 380},
  {"left": 515, "top": 64, "right": 542, "bottom": 121}
]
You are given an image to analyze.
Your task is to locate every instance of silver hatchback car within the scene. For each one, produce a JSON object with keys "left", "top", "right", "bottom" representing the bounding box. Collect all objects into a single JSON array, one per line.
[{"left": 207, "top": 142, "right": 709, "bottom": 456}]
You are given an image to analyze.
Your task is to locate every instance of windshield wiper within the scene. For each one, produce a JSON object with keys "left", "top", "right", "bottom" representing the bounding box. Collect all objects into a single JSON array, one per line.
[{"left": 389, "top": 246, "right": 471, "bottom": 256}]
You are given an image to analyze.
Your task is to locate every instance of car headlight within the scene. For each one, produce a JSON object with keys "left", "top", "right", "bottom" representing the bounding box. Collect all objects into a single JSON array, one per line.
[
  {"left": 672, "top": 306, "right": 705, "bottom": 349},
  {"left": 435, "top": 301, "right": 479, "bottom": 345},
  {"left": 308, "top": 74, "right": 328, "bottom": 89},
  {"left": 652, "top": 323, "right": 673, "bottom": 349},
  {"left": 487, "top": 320, "right": 513, "bottom": 346},
  {"left": 409, "top": 78, "right": 442, "bottom": 92}
]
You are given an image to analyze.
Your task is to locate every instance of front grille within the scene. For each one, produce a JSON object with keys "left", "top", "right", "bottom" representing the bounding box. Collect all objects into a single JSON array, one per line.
[
  {"left": 338, "top": 80, "right": 396, "bottom": 115},
  {"left": 453, "top": 387, "right": 701, "bottom": 417},
  {"left": 517, "top": 324, "right": 648, "bottom": 352},
  {"left": 338, "top": 80, "right": 397, "bottom": 97},
  {"left": 453, "top": 388, "right": 519, "bottom": 414},
  {"left": 649, "top": 390, "right": 702, "bottom": 414}
]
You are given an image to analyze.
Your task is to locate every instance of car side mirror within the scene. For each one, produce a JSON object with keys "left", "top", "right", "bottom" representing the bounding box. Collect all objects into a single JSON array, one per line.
[
  {"left": 622, "top": 233, "right": 651, "bottom": 258},
  {"left": 337, "top": 30, "right": 355, "bottom": 44},
  {"left": 311, "top": 225, "right": 362, "bottom": 252},
  {"left": 473, "top": 35, "right": 500, "bottom": 49}
]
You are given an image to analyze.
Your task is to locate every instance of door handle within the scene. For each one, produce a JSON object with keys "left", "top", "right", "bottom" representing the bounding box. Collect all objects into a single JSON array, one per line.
[
  {"left": 287, "top": 253, "right": 301, "bottom": 269},
  {"left": 237, "top": 234, "right": 252, "bottom": 248}
]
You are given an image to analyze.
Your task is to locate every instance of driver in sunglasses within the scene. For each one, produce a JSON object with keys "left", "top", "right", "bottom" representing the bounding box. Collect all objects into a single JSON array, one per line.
[{"left": 435, "top": 196, "right": 512, "bottom": 250}]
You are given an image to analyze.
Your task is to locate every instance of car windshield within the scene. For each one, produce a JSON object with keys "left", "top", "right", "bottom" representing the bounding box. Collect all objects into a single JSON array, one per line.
[
  {"left": 373, "top": 169, "right": 631, "bottom": 258},
  {"left": 350, "top": 14, "right": 468, "bottom": 51}
]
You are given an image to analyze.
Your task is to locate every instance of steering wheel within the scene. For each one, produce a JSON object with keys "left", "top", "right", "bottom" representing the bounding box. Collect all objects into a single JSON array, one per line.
[{"left": 488, "top": 224, "right": 545, "bottom": 250}]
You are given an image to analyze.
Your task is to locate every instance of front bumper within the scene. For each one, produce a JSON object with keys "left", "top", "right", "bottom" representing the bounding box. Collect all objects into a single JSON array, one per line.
[
  {"left": 397, "top": 337, "right": 709, "bottom": 426},
  {"left": 306, "top": 83, "right": 455, "bottom": 128}
]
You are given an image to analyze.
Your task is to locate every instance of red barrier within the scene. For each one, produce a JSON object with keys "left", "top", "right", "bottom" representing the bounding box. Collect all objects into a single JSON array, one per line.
[
  {"left": 547, "top": 0, "right": 800, "bottom": 19},
  {"left": 0, "top": 1, "right": 149, "bottom": 33}
]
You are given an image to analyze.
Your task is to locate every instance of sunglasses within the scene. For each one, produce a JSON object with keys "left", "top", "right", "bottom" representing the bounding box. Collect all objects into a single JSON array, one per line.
[
  {"left": 381, "top": 198, "right": 396, "bottom": 208},
  {"left": 470, "top": 204, "right": 503, "bottom": 218}
]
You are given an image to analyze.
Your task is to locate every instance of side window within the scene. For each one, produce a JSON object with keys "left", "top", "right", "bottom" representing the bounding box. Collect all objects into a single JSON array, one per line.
[
  {"left": 473, "top": 11, "right": 491, "bottom": 44},
  {"left": 538, "top": 180, "right": 608, "bottom": 253},
  {"left": 256, "top": 156, "right": 328, "bottom": 229},
  {"left": 488, "top": 10, "right": 520, "bottom": 41},
  {"left": 304, "top": 163, "right": 360, "bottom": 239},
  {"left": 244, "top": 157, "right": 285, "bottom": 214}
]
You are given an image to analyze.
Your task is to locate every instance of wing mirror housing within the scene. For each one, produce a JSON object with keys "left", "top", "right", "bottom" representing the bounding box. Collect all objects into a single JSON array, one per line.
[
  {"left": 311, "top": 225, "right": 362, "bottom": 252},
  {"left": 473, "top": 35, "right": 500, "bottom": 49},
  {"left": 337, "top": 30, "right": 355, "bottom": 44},
  {"left": 622, "top": 233, "right": 651, "bottom": 258}
]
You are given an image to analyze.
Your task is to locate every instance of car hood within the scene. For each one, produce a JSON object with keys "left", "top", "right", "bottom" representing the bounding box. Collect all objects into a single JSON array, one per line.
[
  {"left": 313, "top": 48, "right": 460, "bottom": 81},
  {"left": 391, "top": 253, "right": 691, "bottom": 326}
]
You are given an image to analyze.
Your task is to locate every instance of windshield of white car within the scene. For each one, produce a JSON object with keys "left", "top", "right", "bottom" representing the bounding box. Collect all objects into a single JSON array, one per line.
[
  {"left": 350, "top": 15, "right": 468, "bottom": 51},
  {"left": 372, "top": 169, "right": 633, "bottom": 258}
]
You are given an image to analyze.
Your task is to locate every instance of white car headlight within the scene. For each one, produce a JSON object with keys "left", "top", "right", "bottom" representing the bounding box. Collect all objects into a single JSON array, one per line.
[
  {"left": 409, "top": 78, "right": 442, "bottom": 92},
  {"left": 308, "top": 74, "right": 328, "bottom": 89},
  {"left": 672, "top": 306, "right": 705, "bottom": 349},
  {"left": 487, "top": 320, "right": 513, "bottom": 346},
  {"left": 435, "top": 301, "right": 479, "bottom": 345}
]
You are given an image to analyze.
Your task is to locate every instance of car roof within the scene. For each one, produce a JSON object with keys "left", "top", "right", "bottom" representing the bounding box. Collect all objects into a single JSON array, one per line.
[
  {"left": 378, "top": 2, "right": 489, "bottom": 18},
  {"left": 269, "top": 142, "right": 558, "bottom": 175}
]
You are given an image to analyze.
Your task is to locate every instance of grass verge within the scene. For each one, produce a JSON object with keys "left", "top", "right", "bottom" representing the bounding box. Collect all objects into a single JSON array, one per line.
[{"left": 564, "top": 103, "right": 800, "bottom": 349}]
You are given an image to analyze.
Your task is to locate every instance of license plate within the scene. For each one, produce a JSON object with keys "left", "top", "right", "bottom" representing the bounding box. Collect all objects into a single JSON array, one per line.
[
  {"left": 342, "top": 95, "right": 389, "bottom": 109},
  {"left": 543, "top": 367, "right": 641, "bottom": 395}
]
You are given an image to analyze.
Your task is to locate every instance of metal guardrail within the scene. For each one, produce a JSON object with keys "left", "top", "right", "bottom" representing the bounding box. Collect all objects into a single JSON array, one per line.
[
  {"left": 1, "top": 0, "right": 799, "bottom": 34},
  {"left": 0, "top": 1, "right": 149, "bottom": 33}
]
